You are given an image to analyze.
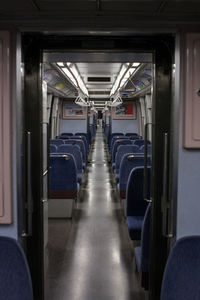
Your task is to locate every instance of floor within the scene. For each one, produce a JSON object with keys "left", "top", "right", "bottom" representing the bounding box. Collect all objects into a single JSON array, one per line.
[{"left": 47, "top": 127, "right": 146, "bottom": 300}]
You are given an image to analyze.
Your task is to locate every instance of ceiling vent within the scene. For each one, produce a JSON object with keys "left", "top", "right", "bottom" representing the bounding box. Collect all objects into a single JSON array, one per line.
[
  {"left": 89, "top": 91, "right": 110, "bottom": 95},
  {"left": 87, "top": 77, "right": 111, "bottom": 82}
]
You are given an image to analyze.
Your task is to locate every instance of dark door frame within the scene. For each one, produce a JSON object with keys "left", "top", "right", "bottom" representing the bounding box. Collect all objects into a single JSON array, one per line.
[{"left": 22, "top": 34, "right": 174, "bottom": 300}]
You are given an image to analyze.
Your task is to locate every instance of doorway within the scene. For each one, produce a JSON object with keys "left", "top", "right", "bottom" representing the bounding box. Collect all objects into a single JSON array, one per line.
[{"left": 22, "top": 34, "right": 174, "bottom": 300}]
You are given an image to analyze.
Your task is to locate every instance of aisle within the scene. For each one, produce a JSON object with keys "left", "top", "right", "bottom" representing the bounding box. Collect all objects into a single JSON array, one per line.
[{"left": 47, "top": 128, "right": 145, "bottom": 300}]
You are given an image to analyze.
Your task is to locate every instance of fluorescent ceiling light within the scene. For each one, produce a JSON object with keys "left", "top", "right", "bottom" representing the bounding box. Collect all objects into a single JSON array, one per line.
[
  {"left": 57, "top": 62, "right": 64, "bottom": 67},
  {"left": 132, "top": 62, "right": 140, "bottom": 67}
]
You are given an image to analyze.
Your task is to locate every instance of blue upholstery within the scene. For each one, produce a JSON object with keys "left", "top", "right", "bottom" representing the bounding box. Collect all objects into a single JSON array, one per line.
[
  {"left": 110, "top": 136, "right": 130, "bottom": 154},
  {"left": 0, "top": 236, "right": 33, "bottom": 300},
  {"left": 126, "top": 216, "right": 144, "bottom": 240},
  {"left": 57, "top": 144, "right": 83, "bottom": 183},
  {"left": 161, "top": 236, "right": 200, "bottom": 300},
  {"left": 114, "top": 145, "right": 140, "bottom": 176},
  {"left": 50, "top": 144, "right": 57, "bottom": 153},
  {"left": 139, "top": 144, "right": 152, "bottom": 153},
  {"left": 108, "top": 133, "right": 124, "bottom": 150},
  {"left": 125, "top": 133, "right": 139, "bottom": 136},
  {"left": 126, "top": 167, "right": 151, "bottom": 240},
  {"left": 60, "top": 132, "right": 73, "bottom": 136},
  {"left": 72, "top": 135, "right": 89, "bottom": 154},
  {"left": 133, "top": 139, "right": 151, "bottom": 148},
  {"left": 75, "top": 132, "right": 90, "bottom": 145},
  {"left": 134, "top": 203, "right": 151, "bottom": 272},
  {"left": 50, "top": 155, "right": 78, "bottom": 198},
  {"left": 50, "top": 139, "right": 64, "bottom": 147},
  {"left": 65, "top": 139, "right": 86, "bottom": 163},
  {"left": 119, "top": 154, "right": 151, "bottom": 197},
  {"left": 111, "top": 139, "right": 132, "bottom": 162}
]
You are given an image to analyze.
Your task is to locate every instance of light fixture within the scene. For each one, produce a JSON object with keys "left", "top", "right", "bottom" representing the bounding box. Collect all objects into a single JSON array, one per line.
[
  {"left": 56, "top": 62, "right": 89, "bottom": 97},
  {"left": 110, "top": 62, "right": 140, "bottom": 97}
]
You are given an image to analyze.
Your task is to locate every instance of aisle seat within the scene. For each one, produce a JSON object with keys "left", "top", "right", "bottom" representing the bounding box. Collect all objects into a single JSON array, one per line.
[
  {"left": 133, "top": 139, "right": 151, "bottom": 148},
  {"left": 118, "top": 154, "right": 151, "bottom": 198},
  {"left": 111, "top": 139, "right": 132, "bottom": 162},
  {"left": 50, "top": 139, "right": 64, "bottom": 147},
  {"left": 125, "top": 133, "right": 139, "bottom": 136},
  {"left": 75, "top": 132, "right": 90, "bottom": 145},
  {"left": 0, "top": 237, "right": 33, "bottom": 300},
  {"left": 57, "top": 144, "right": 83, "bottom": 183},
  {"left": 65, "top": 139, "right": 86, "bottom": 164},
  {"left": 126, "top": 167, "right": 151, "bottom": 240},
  {"left": 113, "top": 144, "right": 140, "bottom": 174},
  {"left": 108, "top": 133, "right": 124, "bottom": 150},
  {"left": 49, "top": 154, "right": 78, "bottom": 218},
  {"left": 134, "top": 203, "right": 151, "bottom": 290},
  {"left": 161, "top": 236, "right": 200, "bottom": 300}
]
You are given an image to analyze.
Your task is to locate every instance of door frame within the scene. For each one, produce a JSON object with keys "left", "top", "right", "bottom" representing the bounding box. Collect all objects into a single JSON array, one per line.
[{"left": 22, "top": 34, "right": 175, "bottom": 300}]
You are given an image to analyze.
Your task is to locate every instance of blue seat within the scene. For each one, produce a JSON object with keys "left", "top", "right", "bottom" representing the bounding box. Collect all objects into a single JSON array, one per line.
[
  {"left": 111, "top": 139, "right": 132, "bottom": 162},
  {"left": 57, "top": 144, "right": 83, "bottom": 183},
  {"left": 60, "top": 132, "right": 73, "bottom": 136},
  {"left": 114, "top": 145, "right": 140, "bottom": 179},
  {"left": 50, "top": 144, "right": 57, "bottom": 153},
  {"left": 125, "top": 133, "right": 139, "bottom": 136},
  {"left": 50, "top": 139, "right": 64, "bottom": 147},
  {"left": 126, "top": 167, "right": 151, "bottom": 240},
  {"left": 0, "top": 236, "right": 33, "bottom": 300},
  {"left": 118, "top": 154, "right": 151, "bottom": 198},
  {"left": 134, "top": 203, "right": 151, "bottom": 289},
  {"left": 72, "top": 135, "right": 89, "bottom": 155},
  {"left": 110, "top": 136, "right": 131, "bottom": 155},
  {"left": 108, "top": 133, "right": 124, "bottom": 150},
  {"left": 65, "top": 139, "right": 86, "bottom": 164},
  {"left": 50, "top": 154, "right": 78, "bottom": 199},
  {"left": 161, "top": 236, "right": 200, "bottom": 300},
  {"left": 57, "top": 135, "right": 70, "bottom": 140},
  {"left": 75, "top": 132, "right": 90, "bottom": 145},
  {"left": 133, "top": 139, "right": 151, "bottom": 148},
  {"left": 139, "top": 144, "right": 152, "bottom": 153}
]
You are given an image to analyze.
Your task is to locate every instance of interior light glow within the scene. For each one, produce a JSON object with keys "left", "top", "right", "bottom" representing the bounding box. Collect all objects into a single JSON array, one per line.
[
  {"left": 132, "top": 62, "right": 140, "bottom": 67},
  {"left": 57, "top": 62, "right": 64, "bottom": 67}
]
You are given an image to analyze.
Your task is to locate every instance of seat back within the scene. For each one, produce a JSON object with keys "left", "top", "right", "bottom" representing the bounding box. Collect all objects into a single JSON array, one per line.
[
  {"left": 75, "top": 132, "right": 90, "bottom": 144},
  {"left": 126, "top": 166, "right": 151, "bottom": 217},
  {"left": 115, "top": 145, "right": 140, "bottom": 171},
  {"left": 72, "top": 135, "right": 89, "bottom": 154},
  {"left": 110, "top": 136, "right": 131, "bottom": 153},
  {"left": 50, "top": 154, "right": 77, "bottom": 198},
  {"left": 139, "top": 144, "right": 152, "bottom": 154},
  {"left": 60, "top": 132, "right": 73, "bottom": 136},
  {"left": 50, "top": 139, "right": 64, "bottom": 147},
  {"left": 0, "top": 236, "right": 33, "bottom": 300},
  {"left": 64, "top": 139, "right": 86, "bottom": 162},
  {"left": 119, "top": 154, "right": 151, "bottom": 197},
  {"left": 108, "top": 133, "right": 124, "bottom": 149},
  {"left": 161, "top": 236, "right": 200, "bottom": 300},
  {"left": 111, "top": 139, "right": 132, "bottom": 162},
  {"left": 133, "top": 139, "right": 151, "bottom": 147},
  {"left": 50, "top": 144, "right": 57, "bottom": 153},
  {"left": 125, "top": 133, "right": 139, "bottom": 136},
  {"left": 57, "top": 144, "right": 83, "bottom": 171}
]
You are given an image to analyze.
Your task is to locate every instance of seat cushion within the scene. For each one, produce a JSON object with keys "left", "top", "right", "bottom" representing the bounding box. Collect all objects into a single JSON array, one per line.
[
  {"left": 126, "top": 216, "right": 144, "bottom": 240},
  {"left": 134, "top": 246, "right": 142, "bottom": 272}
]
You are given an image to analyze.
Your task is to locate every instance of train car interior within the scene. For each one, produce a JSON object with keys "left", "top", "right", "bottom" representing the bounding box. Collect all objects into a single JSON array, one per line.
[{"left": 0, "top": 2, "right": 200, "bottom": 299}]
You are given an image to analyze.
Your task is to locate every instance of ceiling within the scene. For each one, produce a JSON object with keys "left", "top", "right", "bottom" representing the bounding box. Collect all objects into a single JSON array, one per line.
[{"left": 0, "top": 0, "right": 200, "bottom": 29}]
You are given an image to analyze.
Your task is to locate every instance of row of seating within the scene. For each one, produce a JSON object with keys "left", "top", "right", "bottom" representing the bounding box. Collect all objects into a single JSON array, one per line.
[
  {"left": 49, "top": 131, "right": 94, "bottom": 218},
  {"left": 104, "top": 129, "right": 152, "bottom": 289}
]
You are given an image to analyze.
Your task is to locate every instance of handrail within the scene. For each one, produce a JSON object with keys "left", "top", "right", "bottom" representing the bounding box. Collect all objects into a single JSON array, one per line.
[
  {"left": 144, "top": 123, "right": 152, "bottom": 203},
  {"left": 50, "top": 154, "right": 71, "bottom": 160}
]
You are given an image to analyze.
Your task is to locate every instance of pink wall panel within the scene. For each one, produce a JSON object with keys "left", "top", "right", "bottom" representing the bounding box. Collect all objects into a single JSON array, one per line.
[
  {"left": 184, "top": 33, "right": 200, "bottom": 148},
  {"left": 0, "top": 31, "right": 12, "bottom": 223}
]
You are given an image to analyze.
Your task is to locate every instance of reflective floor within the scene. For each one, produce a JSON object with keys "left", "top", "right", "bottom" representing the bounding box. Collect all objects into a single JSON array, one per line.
[{"left": 47, "top": 127, "right": 146, "bottom": 300}]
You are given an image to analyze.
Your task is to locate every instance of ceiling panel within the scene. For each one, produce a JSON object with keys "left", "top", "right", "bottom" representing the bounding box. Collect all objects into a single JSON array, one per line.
[{"left": 0, "top": 0, "right": 38, "bottom": 11}]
